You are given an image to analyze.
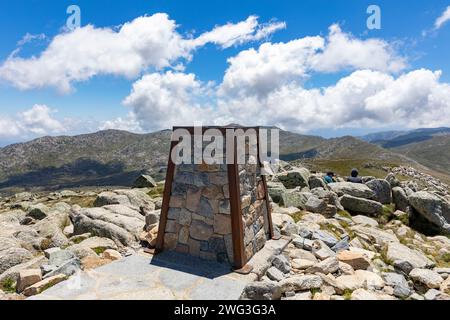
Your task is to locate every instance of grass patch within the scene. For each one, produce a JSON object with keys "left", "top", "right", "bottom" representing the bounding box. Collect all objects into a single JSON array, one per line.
[
  {"left": 0, "top": 278, "right": 16, "bottom": 293},
  {"left": 377, "top": 204, "right": 395, "bottom": 225},
  {"left": 291, "top": 211, "right": 307, "bottom": 223},
  {"left": 93, "top": 247, "right": 106, "bottom": 255},
  {"left": 343, "top": 289, "right": 353, "bottom": 300},
  {"left": 379, "top": 246, "right": 394, "bottom": 266},
  {"left": 337, "top": 210, "right": 352, "bottom": 220},
  {"left": 310, "top": 288, "right": 322, "bottom": 298},
  {"left": 148, "top": 184, "right": 165, "bottom": 198}
]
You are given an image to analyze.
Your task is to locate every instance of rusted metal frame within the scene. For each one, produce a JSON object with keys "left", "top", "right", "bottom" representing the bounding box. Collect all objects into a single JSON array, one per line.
[
  {"left": 155, "top": 139, "right": 178, "bottom": 253},
  {"left": 255, "top": 128, "right": 275, "bottom": 240},
  {"left": 227, "top": 134, "right": 247, "bottom": 270}
]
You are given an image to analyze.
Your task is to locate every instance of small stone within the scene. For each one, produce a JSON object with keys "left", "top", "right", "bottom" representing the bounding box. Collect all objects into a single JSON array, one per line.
[
  {"left": 337, "top": 250, "right": 370, "bottom": 270},
  {"left": 266, "top": 267, "right": 286, "bottom": 282},
  {"left": 306, "top": 257, "right": 339, "bottom": 275},
  {"left": 312, "top": 240, "right": 336, "bottom": 260},
  {"left": 292, "top": 259, "right": 315, "bottom": 270},
  {"left": 312, "top": 230, "right": 339, "bottom": 247},
  {"left": 338, "top": 262, "right": 355, "bottom": 275},
  {"left": 410, "top": 268, "right": 444, "bottom": 291},
  {"left": 102, "top": 249, "right": 122, "bottom": 261},
  {"left": 241, "top": 281, "right": 282, "bottom": 300},
  {"left": 424, "top": 289, "right": 450, "bottom": 300},
  {"left": 272, "top": 255, "right": 291, "bottom": 274},
  {"left": 16, "top": 269, "right": 42, "bottom": 293},
  {"left": 279, "top": 275, "right": 323, "bottom": 293},
  {"left": 23, "top": 274, "right": 67, "bottom": 297}
]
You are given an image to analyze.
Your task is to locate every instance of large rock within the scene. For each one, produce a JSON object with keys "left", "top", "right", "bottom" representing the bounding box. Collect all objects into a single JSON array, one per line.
[
  {"left": 23, "top": 274, "right": 67, "bottom": 297},
  {"left": 366, "top": 179, "right": 392, "bottom": 204},
  {"left": 337, "top": 251, "right": 370, "bottom": 270},
  {"left": 409, "top": 191, "right": 450, "bottom": 233},
  {"left": 0, "top": 248, "right": 33, "bottom": 274},
  {"left": 328, "top": 182, "right": 375, "bottom": 199},
  {"left": 267, "top": 182, "right": 287, "bottom": 205},
  {"left": 94, "top": 189, "right": 155, "bottom": 211},
  {"left": 386, "top": 242, "right": 435, "bottom": 274},
  {"left": 71, "top": 205, "right": 145, "bottom": 247},
  {"left": 241, "top": 281, "right": 282, "bottom": 300},
  {"left": 351, "top": 289, "right": 396, "bottom": 300},
  {"left": 340, "top": 195, "right": 383, "bottom": 216},
  {"left": 312, "top": 230, "right": 338, "bottom": 247},
  {"left": 284, "top": 190, "right": 309, "bottom": 209},
  {"left": 350, "top": 225, "right": 399, "bottom": 246},
  {"left": 352, "top": 215, "right": 379, "bottom": 227},
  {"left": 279, "top": 275, "right": 322, "bottom": 293},
  {"left": 16, "top": 269, "right": 42, "bottom": 293},
  {"left": 276, "top": 169, "right": 310, "bottom": 189},
  {"left": 382, "top": 272, "right": 411, "bottom": 298},
  {"left": 133, "top": 175, "right": 157, "bottom": 188},
  {"left": 392, "top": 187, "right": 410, "bottom": 212},
  {"left": 304, "top": 196, "right": 327, "bottom": 214},
  {"left": 306, "top": 257, "right": 339, "bottom": 274},
  {"left": 309, "top": 175, "right": 327, "bottom": 190},
  {"left": 409, "top": 268, "right": 444, "bottom": 291},
  {"left": 26, "top": 204, "right": 51, "bottom": 220}
]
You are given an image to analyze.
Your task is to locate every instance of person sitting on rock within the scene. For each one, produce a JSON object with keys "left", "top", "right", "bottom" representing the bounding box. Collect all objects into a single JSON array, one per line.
[
  {"left": 347, "top": 168, "right": 363, "bottom": 183},
  {"left": 324, "top": 172, "right": 335, "bottom": 184}
]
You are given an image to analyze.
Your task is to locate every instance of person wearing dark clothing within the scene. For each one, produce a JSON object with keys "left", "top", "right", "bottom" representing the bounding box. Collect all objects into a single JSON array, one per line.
[
  {"left": 347, "top": 168, "right": 363, "bottom": 183},
  {"left": 324, "top": 172, "right": 335, "bottom": 184}
]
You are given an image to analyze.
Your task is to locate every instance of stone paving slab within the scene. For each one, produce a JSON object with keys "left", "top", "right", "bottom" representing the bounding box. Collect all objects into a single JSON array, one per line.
[{"left": 29, "top": 239, "right": 289, "bottom": 300}]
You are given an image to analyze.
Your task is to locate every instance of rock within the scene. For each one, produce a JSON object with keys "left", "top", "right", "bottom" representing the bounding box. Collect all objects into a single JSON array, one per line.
[
  {"left": 284, "top": 190, "right": 309, "bottom": 209},
  {"left": 266, "top": 267, "right": 286, "bottom": 282},
  {"left": 145, "top": 210, "right": 160, "bottom": 229},
  {"left": 190, "top": 220, "right": 213, "bottom": 241},
  {"left": 283, "top": 291, "right": 312, "bottom": 300},
  {"left": 272, "top": 255, "right": 291, "bottom": 274},
  {"left": 0, "top": 248, "right": 33, "bottom": 274},
  {"left": 133, "top": 174, "right": 157, "bottom": 188},
  {"left": 338, "top": 262, "right": 355, "bottom": 275},
  {"left": 366, "top": 179, "right": 392, "bottom": 204},
  {"left": 94, "top": 191, "right": 132, "bottom": 207},
  {"left": 392, "top": 187, "right": 410, "bottom": 212},
  {"left": 385, "top": 173, "right": 401, "bottom": 188},
  {"left": 336, "top": 270, "right": 384, "bottom": 291},
  {"left": 309, "top": 175, "right": 327, "bottom": 190},
  {"left": 331, "top": 239, "right": 350, "bottom": 253},
  {"left": 241, "top": 281, "right": 282, "bottom": 300},
  {"left": 340, "top": 195, "right": 383, "bottom": 216},
  {"left": 66, "top": 244, "right": 97, "bottom": 260},
  {"left": 44, "top": 258, "right": 81, "bottom": 279},
  {"left": 280, "top": 222, "right": 299, "bottom": 237},
  {"left": 386, "top": 242, "right": 435, "bottom": 274},
  {"left": 409, "top": 293, "right": 425, "bottom": 300},
  {"left": 276, "top": 169, "right": 310, "bottom": 189},
  {"left": 441, "top": 277, "right": 450, "bottom": 294},
  {"left": 337, "top": 251, "right": 370, "bottom": 270},
  {"left": 311, "top": 230, "right": 338, "bottom": 247},
  {"left": 409, "top": 268, "right": 444, "bottom": 291},
  {"left": 23, "top": 274, "right": 67, "bottom": 297},
  {"left": 306, "top": 257, "right": 339, "bottom": 274},
  {"left": 45, "top": 248, "right": 75, "bottom": 267},
  {"left": 16, "top": 269, "right": 42, "bottom": 293},
  {"left": 0, "top": 255, "right": 48, "bottom": 284},
  {"left": 351, "top": 288, "right": 396, "bottom": 300},
  {"left": 288, "top": 248, "right": 318, "bottom": 262},
  {"left": 279, "top": 275, "right": 322, "bottom": 293},
  {"left": 351, "top": 225, "right": 399, "bottom": 246},
  {"left": 271, "top": 212, "right": 295, "bottom": 229},
  {"left": 77, "top": 237, "right": 118, "bottom": 251},
  {"left": 328, "top": 182, "right": 375, "bottom": 199},
  {"left": 26, "top": 204, "right": 51, "bottom": 220},
  {"left": 424, "top": 289, "right": 450, "bottom": 300},
  {"left": 409, "top": 191, "right": 450, "bottom": 233},
  {"left": 304, "top": 196, "right": 327, "bottom": 214},
  {"left": 81, "top": 256, "right": 112, "bottom": 270},
  {"left": 267, "top": 182, "right": 288, "bottom": 205},
  {"left": 71, "top": 205, "right": 145, "bottom": 247},
  {"left": 382, "top": 272, "right": 411, "bottom": 298},
  {"left": 292, "top": 259, "right": 315, "bottom": 270},
  {"left": 312, "top": 240, "right": 336, "bottom": 260},
  {"left": 102, "top": 249, "right": 122, "bottom": 261},
  {"left": 352, "top": 215, "right": 379, "bottom": 227}
]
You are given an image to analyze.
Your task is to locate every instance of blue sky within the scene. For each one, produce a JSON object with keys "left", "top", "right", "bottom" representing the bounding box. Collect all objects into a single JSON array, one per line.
[{"left": 1, "top": 0, "right": 450, "bottom": 145}]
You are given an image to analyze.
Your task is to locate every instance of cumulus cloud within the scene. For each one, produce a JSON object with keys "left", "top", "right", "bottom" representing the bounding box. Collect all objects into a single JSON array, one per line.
[
  {"left": 0, "top": 14, "right": 284, "bottom": 93},
  {"left": 219, "top": 24, "right": 406, "bottom": 98},
  {"left": 435, "top": 6, "right": 450, "bottom": 29},
  {"left": 121, "top": 71, "right": 214, "bottom": 131},
  {"left": 0, "top": 104, "right": 67, "bottom": 138},
  {"left": 119, "top": 68, "right": 450, "bottom": 133}
]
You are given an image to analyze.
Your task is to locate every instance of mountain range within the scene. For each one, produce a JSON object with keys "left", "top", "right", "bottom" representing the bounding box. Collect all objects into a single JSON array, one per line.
[{"left": 0, "top": 127, "right": 448, "bottom": 195}]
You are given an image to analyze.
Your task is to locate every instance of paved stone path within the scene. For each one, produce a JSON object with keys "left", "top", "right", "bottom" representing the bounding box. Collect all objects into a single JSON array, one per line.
[{"left": 30, "top": 238, "right": 290, "bottom": 300}]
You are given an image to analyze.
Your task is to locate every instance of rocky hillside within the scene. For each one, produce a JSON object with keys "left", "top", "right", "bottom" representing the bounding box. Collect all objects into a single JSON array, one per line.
[
  {"left": 0, "top": 128, "right": 436, "bottom": 195},
  {"left": 1, "top": 162, "right": 449, "bottom": 300},
  {"left": 361, "top": 128, "right": 450, "bottom": 175}
]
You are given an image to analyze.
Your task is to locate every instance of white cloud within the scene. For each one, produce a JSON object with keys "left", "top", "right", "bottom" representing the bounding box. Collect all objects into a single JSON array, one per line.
[
  {"left": 219, "top": 24, "right": 406, "bottom": 98},
  {"left": 435, "top": 6, "right": 450, "bottom": 29},
  {"left": 0, "top": 14, "right": 284, "bottom": 93},
  {"left": 191, "top": 16, "right": 286, "bottom": 49},
  {"left": 122, "top": 71, "right": 215, "bottom": 131},
  {"left": 0, "top": 104, "right": 67, "bottom": 138},
  {"left": 17, "top": 33, "right": 47, "bottom": 46},
  {"left": 100, "top": 113, "right": 143, "bottom": 133}
]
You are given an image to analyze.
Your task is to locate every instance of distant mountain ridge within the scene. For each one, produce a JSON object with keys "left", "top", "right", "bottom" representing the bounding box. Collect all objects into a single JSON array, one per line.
[{"left": 0, "top": 127, "right": 448, "bottom": 194}]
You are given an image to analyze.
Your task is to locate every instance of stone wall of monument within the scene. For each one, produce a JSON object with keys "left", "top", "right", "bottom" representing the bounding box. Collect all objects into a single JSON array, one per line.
[
  {"left": 239, "top": 163, "right": 270, "bottom": 262},
  {"left": 164, "top": 163, "right": 234, "bottom": 264}
]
